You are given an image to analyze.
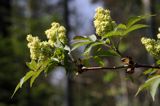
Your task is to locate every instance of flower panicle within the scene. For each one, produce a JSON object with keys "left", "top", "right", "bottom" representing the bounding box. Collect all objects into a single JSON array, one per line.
[
  {"left": 141, "top": 28, "right": 160, "bottom": 59},
  {"left": 94, "top": 7, "right": 116, "bottom": 36},
  {"left": 26, "top": 22, "right": 67, "bottom": 61}
]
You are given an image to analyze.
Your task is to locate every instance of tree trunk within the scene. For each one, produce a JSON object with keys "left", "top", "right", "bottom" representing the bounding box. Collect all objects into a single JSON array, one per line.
[{"left": 63, "top": 0, "right": 73, "bottom": 106}]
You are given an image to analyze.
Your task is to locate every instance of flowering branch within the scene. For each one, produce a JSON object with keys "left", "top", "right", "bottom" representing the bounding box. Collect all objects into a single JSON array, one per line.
[{"left": 13, "top": 7, "right": 160, "bottom": 100}]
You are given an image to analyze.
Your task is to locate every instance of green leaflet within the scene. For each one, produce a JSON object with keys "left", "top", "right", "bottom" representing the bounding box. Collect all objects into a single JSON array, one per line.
[
  {"left": 116, "top": 24, "right": 127, "bottom": 29},
  {"left": 94, "top": 49, "right": 119, "bottom": 57},
  {"left": 83, "top": 41, "right": 104, "bottom": 56},
  {"left": 12, "top": 59, "right": 52, "bottom": 97},
  {"left": 29, "top": 60, "right": 51, "bottom": 87},
  {"left": 72, "top": 35, "right": 98, "bottom": 51},
  {"left": 126, "top": 15, "right": 153, "bottom": 28},
  {"left": 123, "top": 24, "right": 148, "bottom": 35},
  {"left": 12, "top": 71, "right": 34, "bottom": 98},
  {"left": 103, "top": 24, "right": 148, "bottom": 38},
  {"left": 150, "top": 78, "right": 160, "bottom": 101},
  {"left": 136, "top": 75, "right": 160, "bottom": 101},
  {"left": 103, "top": 30, "right": 124, "bottom": 38},
  {"left": 26, "top": 60, "right": 37, "bottom": 71},
  {"left": 88, "top": 34, "right": 97, "bottom": 41},
  {"left": 30, "top": 69, "right": 43, "bottom": 87},
  {"left": 71, "top": 41, "right": 92, "bottom": 51},
  {"left": 73, "top": 36, "right": 89, "bottom": 41},
  {"left": 19, "top": 71, "right": 34, "bottom": 88},
  {"left": 11, "top": 83, "right": 20, "bottom": 98},
  {"left": 102, "top": 15, "right": 151, "bottom": 38},
  {"left": 93, "top": 56, "right": 105, "bottom": 67},
  {"left": 143, "top": 68, "right": 155, "bottom": 75},
  {"left": 102, "top": 24, "right": 127, "bottom": 38},
  {"left": 73, "top": 34, "right": 97, "bottom": 42}
]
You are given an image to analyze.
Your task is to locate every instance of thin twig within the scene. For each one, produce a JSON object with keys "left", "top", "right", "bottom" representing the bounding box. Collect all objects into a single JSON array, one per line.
[
  {"left": 135, "top": 64, "right": 160, "bottom": 69},
  {"left": 78, "top": 63, "right": 160, "bottom": 74},
  {"left": 82, "top": 65, "right": 127, "bottom": 70}
]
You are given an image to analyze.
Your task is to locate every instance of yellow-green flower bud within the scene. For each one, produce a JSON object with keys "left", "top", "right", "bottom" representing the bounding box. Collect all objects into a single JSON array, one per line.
[
  {"left": 141, "top": 37, "right": 155, "bottom": 45},
  {"left": 26, "top": 34, "right": 33, "bottom": 42},
  {"left": 27, "top": 34, "right": 41, "bottom": 60},
  {"left": 94, "top": 7, "right": 116, "bottom": 36},
  {"left": 58, "top": 26, "right": 66, "bottom": 33},
  {"left": 45, "top": 22, "right": 67, "bottom": 45},
  {"left": 141, "top": 37, "right": 160, "bottom": 59},
  {"left": 51, "top": 22, "right": 60, "bottom": 28}
]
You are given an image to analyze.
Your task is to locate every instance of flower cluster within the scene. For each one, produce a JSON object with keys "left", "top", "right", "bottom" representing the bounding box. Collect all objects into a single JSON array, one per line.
[
  {"left": 141, "top": 28, "right": 160, "bottom": 59},
  {"left": 27, "top": 34, "right": 41, "bottom": 60},
  {"left": 45, "top": 22, "right": 67, "bottom": 46},
  {"left": 94, "top": 7, "right": 116, "bottom": 36},
  {"left": 27, "top": 22, "right": 67, "bottom": 61}
]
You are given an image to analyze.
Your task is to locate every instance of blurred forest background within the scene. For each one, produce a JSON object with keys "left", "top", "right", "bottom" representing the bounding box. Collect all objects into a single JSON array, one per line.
[{"left": 0, "top": 0, "right": 160, "bottom": 106}]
